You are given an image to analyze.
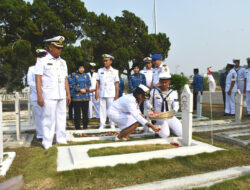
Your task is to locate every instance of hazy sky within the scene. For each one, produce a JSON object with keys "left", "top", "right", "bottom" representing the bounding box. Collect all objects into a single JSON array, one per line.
[{"left": 26, "top": 0, "right": 250, "bottom": 75}]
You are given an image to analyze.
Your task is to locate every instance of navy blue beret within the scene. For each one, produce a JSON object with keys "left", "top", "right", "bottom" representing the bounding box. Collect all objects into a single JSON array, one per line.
[{"left": 151, "top": 54, "right": 162, "bottom": 61}]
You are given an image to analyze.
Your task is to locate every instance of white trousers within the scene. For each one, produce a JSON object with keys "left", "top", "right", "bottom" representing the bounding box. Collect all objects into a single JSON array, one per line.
[
  {"left": 108, "top": 112, "right": 137, "bottom": 131},
  {"left": 42, "top": 99, "right": 67, "bottom": 148},
  {"left": 237, "top": 81, "right": 244, "bottom": 94},
  {"left": 225, "top": 92, "right": 236, "bottom": 114},
  {"left": 246, "top": 91, "right": 250, "bottom": 114},
  {"left": 88, "top": 93, "right": 100, "bottom": 119},
  {"left": 99, "top": 97, "right": 115, "bottom": 127},
  {"left": 32, "top": 101, "right": 43, "bottom": 139},
  {"left": 155, "top": 116, "right": 182, "bottom": 138}
]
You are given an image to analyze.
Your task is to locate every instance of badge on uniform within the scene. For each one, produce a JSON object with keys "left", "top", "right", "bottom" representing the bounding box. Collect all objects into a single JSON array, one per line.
[
  {"left": 76, "top": 75, "right": 79, "bottom": 79},
  {"left": 84, "top": 75, "right": 86, "bottom": 78},
  {"left": 140, "top": 75, "right": 142, "bottom": 78},
  {"left": 232, "top": 74, "right": 235, "bottom": 79},
  {"left": 132, "top": 76, "right": 134, "bottom": 78},
  {"left": 164, "top": 67, "right": 168, "bottom": 72}
]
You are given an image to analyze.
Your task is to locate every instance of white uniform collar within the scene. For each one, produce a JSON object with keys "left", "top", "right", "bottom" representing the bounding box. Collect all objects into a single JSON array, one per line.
[
  {"left": 103, "top": 66, "right": 114, "bottom": 71},
  {"left": 47, "top": 52, "right": 61, "bottom": 60},
  {"left": 143, "top": 67, "right": 153, "bottom": 71}
]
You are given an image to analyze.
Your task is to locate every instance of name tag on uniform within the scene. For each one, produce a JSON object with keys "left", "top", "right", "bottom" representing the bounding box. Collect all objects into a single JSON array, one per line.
[
  {"left": 101, "top": 72, "right": 104, "bottom": 74},
  {"left": 47, "top": 63, "right": 53, "bottom": 65}
]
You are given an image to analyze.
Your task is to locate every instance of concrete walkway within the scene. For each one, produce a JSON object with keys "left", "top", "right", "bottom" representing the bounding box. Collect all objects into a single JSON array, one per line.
[{"left": 112, "top": 165, "right": 250, "bottom": 190}]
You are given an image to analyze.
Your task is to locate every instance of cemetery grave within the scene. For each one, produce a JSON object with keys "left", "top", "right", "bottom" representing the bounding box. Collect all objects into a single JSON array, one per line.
[{"left": 0, "top": 86, "right": 249, "bottom": 189}]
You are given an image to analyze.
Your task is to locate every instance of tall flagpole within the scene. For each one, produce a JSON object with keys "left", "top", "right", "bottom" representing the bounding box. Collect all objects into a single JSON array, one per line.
[{"left": 154, "top": 0, "right": 157, "bottom": 34}]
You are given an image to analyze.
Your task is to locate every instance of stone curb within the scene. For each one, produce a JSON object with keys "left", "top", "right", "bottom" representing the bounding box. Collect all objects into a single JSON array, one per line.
[{"left": 111, "top": 165, "right": 250, "bottom": 190}]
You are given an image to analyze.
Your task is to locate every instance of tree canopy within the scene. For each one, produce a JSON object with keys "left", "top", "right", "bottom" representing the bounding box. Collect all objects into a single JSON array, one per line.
[{"left": 0, "top": 0, "right": 171, "bottom": 91}]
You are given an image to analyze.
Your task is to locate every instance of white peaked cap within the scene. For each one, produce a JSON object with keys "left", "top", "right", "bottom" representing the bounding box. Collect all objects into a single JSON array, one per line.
[
  {"left": 143, "top": 57, "right": 152, "bottom": 62},
  {"left": 90, "top": 62, "right": 96, "bottom": 67},
  {"left": 102, "top": 54, "right": 114, "bottom": 60},
  {"left": 44, "top": 36, "right": 65, "bottom": 42},
  {"left": 227, "top": 61, "right": 235, "bottom": 66},
  {"left": 36, "top": 49, "right": 47, "bottom": 53},
  {"left": 159, "top": 72, "right": 171, "bottom": 80},
  {"left": 138, "top": 84, "right": 149, "bottom": 93}
]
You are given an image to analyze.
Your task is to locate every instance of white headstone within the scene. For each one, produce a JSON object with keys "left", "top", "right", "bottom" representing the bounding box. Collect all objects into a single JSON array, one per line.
[
  {"left": 15, "top": 92, "right": 21, "bottom": 141},
  {"left": 196, "top": 91, "right": 202, "bottom": 118},
  {"left": 0, "top": 96, "right": 3, "bottom": 163},
  {"left": 181, "top": 85, "right": 193, "bottom": 146},
  {"left": 235, "top": 90, "right": 243, "bottom": 123}
]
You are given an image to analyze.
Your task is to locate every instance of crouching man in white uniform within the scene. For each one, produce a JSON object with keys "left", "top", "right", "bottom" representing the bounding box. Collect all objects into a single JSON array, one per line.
[
  {"left": 27, "top": 49, "right": 47, "bottom": 140},
  {"left": 108, "top": 84, "right": 161, "bottom": 140},
  {"left": 148, "top": 72, "right": 182, "bottom": 138},
  {"left": 35, "top": 36, "right": 71, "bottom": 149}
]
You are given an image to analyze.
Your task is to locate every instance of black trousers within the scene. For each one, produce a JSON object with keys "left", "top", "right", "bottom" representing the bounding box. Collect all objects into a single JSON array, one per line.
[
  {"left": 68, "top": 101, "right": 74, "bottom": 120},
  {"left": 74, "top": 101, "right": 89, "bottom": 129},
  {"left": 139, "top": 101, "right": 144, "bottom": 114},
  {"left": 222, "top": 90, "right": 226, "bottom": 110},
  {"left": 193, "top": 91, "right": 203, "bottom": 110}
]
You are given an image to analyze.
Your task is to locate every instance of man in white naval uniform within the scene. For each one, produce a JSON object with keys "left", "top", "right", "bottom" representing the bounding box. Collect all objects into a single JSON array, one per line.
[
  {"left": 35, "top": 36, "right": 71, "bottom": 149},
  {"left": 140, "top": 57, "right": 153, "bottom": 89},
  {"left": 225, "top": 62, "right": 238, "bottom": 116},
  {"left": 148, "top": 72, "right": 182, "bottom": 137},
  {"left": 151, "top": 54, "right": 170, "bottom": 88},
  {"left": 27, "top": 49, "right": 47, "bottom": 140},
  {"left": 233, "top": 59, "right": 245, "bottom": 93},
  {"left": 95, "top": 54, "right": 119, "bottom": 129},
  {"left": 108, "top": 84, "right": 161, "bottom": 140},
  {"left": 244, "top": 58, "right": 250, "bottom": 116},
  {"left": 88, "top": 62, "right": 99, "bottom": 119}
]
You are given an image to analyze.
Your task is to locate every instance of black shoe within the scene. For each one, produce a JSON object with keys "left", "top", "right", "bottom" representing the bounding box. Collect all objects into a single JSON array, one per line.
[
  {"left": 36, "top": 138, "right": 42, "bottom": 142},
  {"left": 230, "top": 114, "right": 235, "bottom": 116},
  {"left": 224, "top": 113, "right": 230, "bottom": 116}
]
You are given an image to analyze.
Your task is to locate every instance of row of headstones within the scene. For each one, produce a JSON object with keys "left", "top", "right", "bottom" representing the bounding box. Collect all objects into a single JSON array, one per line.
[
  {"left": 196, "top": 90, "right": 243, "bottom": 122},
  {"left": 0, "top": 91, "right": 26, "bottom": 164}
]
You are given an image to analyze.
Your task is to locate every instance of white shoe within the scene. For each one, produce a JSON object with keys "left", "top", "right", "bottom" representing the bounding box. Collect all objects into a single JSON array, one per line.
[
  {"left": 114, "top": 136, "right": 120, "bottom": 141},
  {"left": 99, "top": 126, "right": 105, "bottom": 130},
  {"left": 43, "top": 145, "right": 52, "bottom": 150},
  {"left": 110, "top": 125, "right": 116, "bottom": 129}
]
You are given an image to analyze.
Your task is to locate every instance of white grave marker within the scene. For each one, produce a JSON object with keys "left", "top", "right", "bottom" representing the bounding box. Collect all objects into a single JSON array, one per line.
[
  {"left": 15, "top": 92, "right": 21, "bottom": 141},
  {"left": 181, "top": 85, "right": 193, "bottom": 146},
  {"left": 235, "top": 89, "right": 243, "bottom": 123},
  {"left": 0, "top": 96, "right": 3, "bottom": 163},
  {"left": 196, "top": 91, "right": 202, "bottom": 118}
]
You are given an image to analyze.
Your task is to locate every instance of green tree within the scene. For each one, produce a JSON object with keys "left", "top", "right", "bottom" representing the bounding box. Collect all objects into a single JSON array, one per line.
[{"left": 170, "top": 74, "right": 189, "bottom": 95}]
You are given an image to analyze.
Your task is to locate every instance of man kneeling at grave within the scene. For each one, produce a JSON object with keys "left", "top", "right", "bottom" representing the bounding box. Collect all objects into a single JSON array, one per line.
[
  {"left": 148, "top": 72, "right": 182, "bottom": 138},
  {"left": 107, "top": 84, "right": 161, "bottom": 140}
]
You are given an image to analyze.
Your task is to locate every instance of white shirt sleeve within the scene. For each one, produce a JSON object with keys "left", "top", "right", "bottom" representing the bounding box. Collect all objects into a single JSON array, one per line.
[
  {"left": 27, "top": 67, "right": 35, "bottom": 86},
  {"left": 34, "top": 58, "right": 44, "bottom": 75},
  {"left": 231, "top": 71, "right": 237, "bottom": 82},
  {"left": 171, "top": 91, "right": 179, "bottom": 113},
  {"left": 115, "top": 70, "right": 119, "bottom": 82},
  {"left": 125, "top": 99, "right": 148, "bottom": 126},
  {"left": 96, "top": 69, "right": 100, "bottom": 81}
]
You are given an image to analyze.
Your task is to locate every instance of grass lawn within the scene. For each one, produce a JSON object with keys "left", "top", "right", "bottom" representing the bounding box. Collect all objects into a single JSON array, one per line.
[
  {"left": 200, "top": 104, "right": 250, "bottom": 121},
  {"left": 0, "top": 135, "right": 249, "bottom": 190},
  {"left": 88, "top": 144, "right": 176, "bottom": 157}
]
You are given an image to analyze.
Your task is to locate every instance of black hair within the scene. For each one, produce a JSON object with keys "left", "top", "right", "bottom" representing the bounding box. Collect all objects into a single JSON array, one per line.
[
  {"left": 194, "top": 68, "right": 199, "bottom": 73},
  {"left": 76, "top": 62, "right": 85, "bottom": 70}
]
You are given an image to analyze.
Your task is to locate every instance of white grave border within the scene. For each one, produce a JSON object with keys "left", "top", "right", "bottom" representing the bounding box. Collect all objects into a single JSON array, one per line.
[{"left": 57, "top": 137, "right": 224, "bottom": 171}]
